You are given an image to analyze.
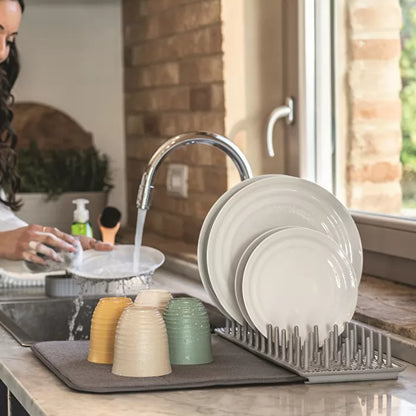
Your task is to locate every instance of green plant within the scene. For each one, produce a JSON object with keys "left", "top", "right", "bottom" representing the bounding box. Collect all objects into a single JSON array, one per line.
[
  {"left": 17, "top": 141, "right": 113, "bottom": 199},
  {"left": 400, "top": 0, "right": 416, "bottom": 173}
]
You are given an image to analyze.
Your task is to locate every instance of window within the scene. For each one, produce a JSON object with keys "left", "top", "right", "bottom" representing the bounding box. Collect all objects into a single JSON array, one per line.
[{"left": 283, "top": 0, "right": 416, "bottom": 285}]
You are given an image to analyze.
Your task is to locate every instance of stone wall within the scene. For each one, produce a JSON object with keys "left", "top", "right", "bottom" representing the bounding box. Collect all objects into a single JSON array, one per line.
[
  {"left": 345, "top": 0, "right": 403, "bottom": 213},
  {"left": 123, "top": 0, "right": 227, "bottom": 253}
]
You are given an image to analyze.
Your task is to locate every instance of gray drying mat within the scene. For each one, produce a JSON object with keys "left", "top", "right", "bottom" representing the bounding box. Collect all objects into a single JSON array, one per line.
[{"left": 31, "top": 335, "right": 304, "bottom": 393}]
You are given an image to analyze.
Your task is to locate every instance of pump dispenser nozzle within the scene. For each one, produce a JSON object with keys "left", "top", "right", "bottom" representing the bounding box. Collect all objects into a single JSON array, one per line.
[{"left": 72, "top": 198, "right": 93, "bottom": 237}]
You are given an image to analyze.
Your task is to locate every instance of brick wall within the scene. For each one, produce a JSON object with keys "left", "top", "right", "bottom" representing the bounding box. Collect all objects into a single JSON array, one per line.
[
  {"left": 346, "top": 0, "right": 403, "bottom": 213},
  {"left": 122, "top": 0, "right": 405, "bottom": 256},
  {"left": 123, "top": 0, "right": 227, "bottom": 254}
]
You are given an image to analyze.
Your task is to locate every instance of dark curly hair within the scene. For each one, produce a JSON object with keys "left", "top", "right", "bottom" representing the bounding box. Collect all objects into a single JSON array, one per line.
[{"left": 0, "top": 0, "right": 24, "bottom": 211}]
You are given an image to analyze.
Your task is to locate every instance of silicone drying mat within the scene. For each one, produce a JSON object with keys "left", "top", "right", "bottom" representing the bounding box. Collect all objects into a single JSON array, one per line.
[{"left": 31, "top": 335, "right": 304, "bottom": 393}]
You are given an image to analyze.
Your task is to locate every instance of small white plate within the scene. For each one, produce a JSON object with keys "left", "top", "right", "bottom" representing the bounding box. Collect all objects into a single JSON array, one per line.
[
  {"left": 234, "top": 226, "right": 291, "bottom": 326},
  {"left": 242, "top": 227, "right": 358, "bottom": 340},
  {"left": 68, "top": 245, "right": 165, "bottom": 280},
  {"left": 206, "top": 175, "right": 362, "bottom": 323}
]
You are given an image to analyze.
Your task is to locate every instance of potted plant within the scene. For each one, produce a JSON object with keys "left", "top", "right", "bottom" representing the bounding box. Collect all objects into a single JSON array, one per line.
[{"left": 16, "top": 140, "right": 113, "bottom": 238}]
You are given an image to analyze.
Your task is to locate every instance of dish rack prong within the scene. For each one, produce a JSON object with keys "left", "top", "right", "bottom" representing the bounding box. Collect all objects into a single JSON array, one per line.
[{"left": 216, "top": 319, "right": 405, "bottom": 383}]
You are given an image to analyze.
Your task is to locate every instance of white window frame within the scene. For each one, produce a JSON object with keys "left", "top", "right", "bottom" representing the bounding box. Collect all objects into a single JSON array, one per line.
[{"left": 297, "top": 0, "right": 334, "bottom": 192}]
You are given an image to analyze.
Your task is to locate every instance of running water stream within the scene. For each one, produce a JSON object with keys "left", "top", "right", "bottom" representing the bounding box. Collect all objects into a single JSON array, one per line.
[{"left": 133, "top": 208, "right": 147, "bottom": 275}]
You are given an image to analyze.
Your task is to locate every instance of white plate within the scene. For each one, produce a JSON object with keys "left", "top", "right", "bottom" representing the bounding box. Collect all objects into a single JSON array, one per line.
[
  {"left": 197, "top": 176, "right": 273, "bottom": 318},
  {"left": 206, "top": 174, "right": 362, "bottom": 322},
  {"left": 242, "top": 227, "right": 358, "bottom": 340},
  {"left": 234, "top": 226, "right": 291, "bottom": 326},
  {"left": 68, "top": 245, "right": 165, "bottom": 280}
]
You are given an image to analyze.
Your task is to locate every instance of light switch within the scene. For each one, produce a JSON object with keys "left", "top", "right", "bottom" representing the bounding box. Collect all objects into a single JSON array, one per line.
[{"left": 166, "top": 164, "right": 189, "bottom": 198}]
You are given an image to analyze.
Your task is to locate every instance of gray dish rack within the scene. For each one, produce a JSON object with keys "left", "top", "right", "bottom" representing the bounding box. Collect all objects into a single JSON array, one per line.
[{"left": 215, "top": 319, "right": 405, "bottom": 383}]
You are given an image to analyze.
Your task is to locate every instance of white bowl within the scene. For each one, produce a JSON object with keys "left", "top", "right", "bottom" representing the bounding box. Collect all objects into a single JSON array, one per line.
[{"left": 68, "top": 245, "right": 165, "bottom": 280}]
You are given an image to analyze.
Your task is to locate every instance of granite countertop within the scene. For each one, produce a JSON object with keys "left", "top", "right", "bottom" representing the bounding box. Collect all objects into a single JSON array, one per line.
[
  {"left": 1, "top": 269, "right": 416, "bottom": 415},
  {"left": 355, "top": 275, "right": 416, "bottom": 341}
]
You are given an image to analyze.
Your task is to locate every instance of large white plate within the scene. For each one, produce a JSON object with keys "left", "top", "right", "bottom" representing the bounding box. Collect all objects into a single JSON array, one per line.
[
  {"left": 197, "top": 176, "right": 273, "bottom": 318},
  {"left": 68, "top": 245, "right": 165, "bottom": 280},
  {"left": 234, "top": 226, "right": 292, "bottom": 326},
  {"left": 206, "top": 175, "right": 362, "bottom": 322},
  {"left": 242, "top": 227, "right": 358, "bottom": 340}
]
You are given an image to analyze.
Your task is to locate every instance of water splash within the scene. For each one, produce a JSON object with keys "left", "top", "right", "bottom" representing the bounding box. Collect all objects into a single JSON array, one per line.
[{"left": 68, "top": 278, "right": 87, "bottom": 340}]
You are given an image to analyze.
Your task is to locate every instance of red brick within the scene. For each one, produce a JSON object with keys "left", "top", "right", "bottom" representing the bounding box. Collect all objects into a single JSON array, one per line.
[
  {"left": 143, "top": 114, "right": 162, "bottom": 136},
  {"left": 157, "top": 0, "right": 221, "bottom": 36},
  {"left": 190, "top": 86, "right": 212, "bottom": 110},
  {"left": 349, "top": 4, "right": 401, "bottom": 33},
  {"left": 347, "top": 162, "right": 402, "bottom": 182},
  {"left": 127, "top": 87, "right": 190, "bottom": 112},
  {"left": 159, "top": 112, "right": 225, "bottom": 137},
  {"left": 351, "top": 99, "right": 401, "bottom": 121},
  {"left": 131, "top": 26, "right": 222, "bottom": 66},
  {"left": 183, "top": 216, "right": 204, "bottom": 245},
  {"left": 180, "top": 55, "right": 223, "bottom": 84},
  {"left": 347, "top": 182, "right": 402, "bottom": 214},
  {"left": 351, "top": 39, "right": 401, "bottom": 60}
]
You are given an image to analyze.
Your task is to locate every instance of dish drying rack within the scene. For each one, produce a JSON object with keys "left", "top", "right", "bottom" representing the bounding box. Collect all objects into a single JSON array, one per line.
[{"left": 215, "top": 319, "right": 405, "bottom": 384}]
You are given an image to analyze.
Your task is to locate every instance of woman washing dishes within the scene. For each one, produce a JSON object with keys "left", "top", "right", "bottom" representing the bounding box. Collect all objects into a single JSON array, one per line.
[{"left": 0, "top": 0, "right": 112, "bottom": 267}]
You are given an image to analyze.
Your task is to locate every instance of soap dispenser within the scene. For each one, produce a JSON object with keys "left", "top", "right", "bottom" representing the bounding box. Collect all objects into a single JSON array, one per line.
[{"left": 72, "top": 198, "right": 93, "bottom": 238}]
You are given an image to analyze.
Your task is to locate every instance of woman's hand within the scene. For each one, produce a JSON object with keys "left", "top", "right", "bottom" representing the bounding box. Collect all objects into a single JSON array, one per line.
[
  {"left": 0, "top": 224, "right": 78, "bottom": 265},
  {"left": 77, "top": 235, "right": 114, "bottom": 252}
]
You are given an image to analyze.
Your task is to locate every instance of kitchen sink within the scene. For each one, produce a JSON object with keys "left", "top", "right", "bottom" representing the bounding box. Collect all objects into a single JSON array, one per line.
[{"left": 0, "top": 294, "right": 226, "bottom": 347}]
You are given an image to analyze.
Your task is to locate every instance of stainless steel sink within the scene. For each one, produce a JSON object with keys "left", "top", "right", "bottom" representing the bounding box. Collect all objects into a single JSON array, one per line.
[{"left": 0, "top": 294, "right": 226, "bottom": 347}]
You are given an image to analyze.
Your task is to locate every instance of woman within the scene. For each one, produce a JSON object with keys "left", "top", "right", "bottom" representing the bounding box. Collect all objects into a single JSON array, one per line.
[{"left": 0, "top": 0, "right": 112, "bottom": 267}]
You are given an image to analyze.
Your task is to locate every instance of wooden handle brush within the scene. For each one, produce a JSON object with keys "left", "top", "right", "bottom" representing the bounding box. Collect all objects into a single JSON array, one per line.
[{"left": 98, "top": 206, "right": 121, "bottom": 244}]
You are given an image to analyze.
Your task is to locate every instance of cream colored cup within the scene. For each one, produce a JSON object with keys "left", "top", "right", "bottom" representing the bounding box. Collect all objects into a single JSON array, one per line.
[
  {"left": 134, "top": 289, "right": 173, "bottom": 315},
  {"left": 112, "top": 305, "right": 171, "bottom": 377},
  {"left": 88, "top": 297, "right": 133, "bottom": 364}
]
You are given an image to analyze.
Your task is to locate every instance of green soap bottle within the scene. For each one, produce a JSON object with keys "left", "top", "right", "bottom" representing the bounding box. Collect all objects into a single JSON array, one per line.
[{"left": 72, "top": 198, "right": 93, "bottom": 238}]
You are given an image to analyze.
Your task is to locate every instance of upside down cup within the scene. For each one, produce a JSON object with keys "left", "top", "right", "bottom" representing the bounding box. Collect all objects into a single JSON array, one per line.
[
  {"left": 163, "top": 297, "right": 213, "bottom": 365},
  {"left": 134, "top": 289, "right": 173, "bottom": 316},
  {"left": 112, "top": 305, "right": 172, "bottom": 377},
  {"left": 88, "top": 297, "right": 133, "bottom": 364}
]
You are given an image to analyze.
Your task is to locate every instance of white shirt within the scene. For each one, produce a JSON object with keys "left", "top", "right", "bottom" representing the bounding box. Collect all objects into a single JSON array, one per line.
[{"left": 0, "top": 191, "right": 27, "bottom": 232}]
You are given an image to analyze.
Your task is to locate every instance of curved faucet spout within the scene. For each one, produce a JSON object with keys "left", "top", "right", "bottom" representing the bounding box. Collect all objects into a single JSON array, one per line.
[{"left": 136, "top": 131, "right": 253, "bottom": 210}]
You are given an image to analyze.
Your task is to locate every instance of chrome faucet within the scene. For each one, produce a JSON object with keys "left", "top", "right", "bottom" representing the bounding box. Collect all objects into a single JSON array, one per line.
[{"left": 136, "top": 131, "right": 253, "bottom": 210}]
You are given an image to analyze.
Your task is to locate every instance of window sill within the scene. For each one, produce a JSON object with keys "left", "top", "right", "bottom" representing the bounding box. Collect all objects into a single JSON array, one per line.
[{"left": 355, "top": 274, "right": 416, "bottom": 342}]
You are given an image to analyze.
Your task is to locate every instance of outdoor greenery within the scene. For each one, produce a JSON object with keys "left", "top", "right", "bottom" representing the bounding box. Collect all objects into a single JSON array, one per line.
[
  {"left": 17, "top": 141, "right": 113, "bottom": 200},
  {"left": 400, "top": 0, "right": 416, "bottom": 203},
  {"left": 400, "top": 0, "right": 416, "bottom": 173}
]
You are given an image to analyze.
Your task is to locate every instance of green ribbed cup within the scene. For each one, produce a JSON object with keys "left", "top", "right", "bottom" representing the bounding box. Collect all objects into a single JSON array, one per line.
[{"left": 163, "top": 297, "right": 213, "bottom": 365}]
